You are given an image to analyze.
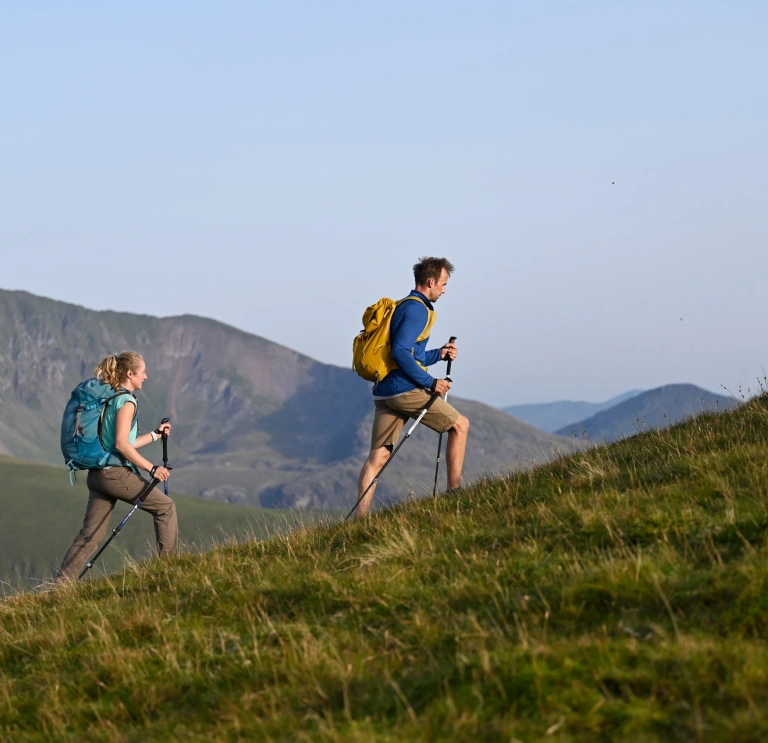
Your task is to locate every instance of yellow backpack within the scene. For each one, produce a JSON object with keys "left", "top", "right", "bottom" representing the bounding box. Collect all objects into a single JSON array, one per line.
[{"left": 352, "top": 296, "right": 436, "bottom": 383}]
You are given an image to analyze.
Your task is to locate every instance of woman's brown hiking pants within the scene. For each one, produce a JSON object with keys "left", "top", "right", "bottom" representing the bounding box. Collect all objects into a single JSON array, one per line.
[{"left": 58, "top": 467, "right": 178, "bottom": 580}]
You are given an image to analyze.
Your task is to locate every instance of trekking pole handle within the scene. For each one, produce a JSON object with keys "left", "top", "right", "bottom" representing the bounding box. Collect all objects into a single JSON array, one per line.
[
  {"left": 160, "top": 417, "right": 170, "bottom": 496},
  {"left": 445, "top": 336, "right": 457, "bottom": 378},
  {"left": 161, "top": 417, "right": 169, "bottom": 462}
]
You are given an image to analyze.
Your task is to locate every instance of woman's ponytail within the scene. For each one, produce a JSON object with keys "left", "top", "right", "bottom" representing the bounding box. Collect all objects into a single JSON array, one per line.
[{"left": 94, "top": 351, "right": 143, "bottom": 389}]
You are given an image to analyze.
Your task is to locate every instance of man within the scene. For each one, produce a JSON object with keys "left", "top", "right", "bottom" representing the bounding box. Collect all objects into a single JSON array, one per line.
[{"left": 354, "top": 256, "right": 470, "bottom": 517}]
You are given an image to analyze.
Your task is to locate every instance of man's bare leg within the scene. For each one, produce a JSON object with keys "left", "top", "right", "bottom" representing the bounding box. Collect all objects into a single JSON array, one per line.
[
  {"left": 355, "top": 446, "right": 391, "bottom": 517},
  {"left": 446, "top": 414, "right": 470, "bottom": 491}
]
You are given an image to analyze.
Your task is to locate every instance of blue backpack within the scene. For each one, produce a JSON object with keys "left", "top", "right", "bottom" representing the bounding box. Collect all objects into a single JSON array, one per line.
[{"left": 60, "top": 378, "right": 137, "bottom": 483}]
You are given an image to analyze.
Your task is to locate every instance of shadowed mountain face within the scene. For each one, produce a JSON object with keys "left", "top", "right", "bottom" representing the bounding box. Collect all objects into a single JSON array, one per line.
[
  {"left": 0, "top": 289, "right": 572, "bottom": 509},
  {"left": 554, "top": 384, "right": 739, "bottom": 442}
]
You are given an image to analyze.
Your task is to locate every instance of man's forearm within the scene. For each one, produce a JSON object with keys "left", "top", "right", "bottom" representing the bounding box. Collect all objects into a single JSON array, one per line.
[{"left": 425, "top": 348, "right": 443, "bottom": 366}]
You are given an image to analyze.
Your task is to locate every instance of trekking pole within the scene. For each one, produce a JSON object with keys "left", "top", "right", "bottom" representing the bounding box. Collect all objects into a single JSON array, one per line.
[
  {"left": 344, "top": 381, "right": 451, "bottom": 521},
  {"left": 161, "top": 417, "right": 170, "bottom": 495},
  {"left": 432, "top": 336, "right": 457, "bottom": 496},
  {"left": 78, "top": 476, "right": 161, "bottom": 580}
]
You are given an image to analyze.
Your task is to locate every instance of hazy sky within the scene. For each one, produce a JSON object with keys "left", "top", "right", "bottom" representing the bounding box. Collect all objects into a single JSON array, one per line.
[{"left": 2, "top": 2, "right": 766, "bottom": 406}]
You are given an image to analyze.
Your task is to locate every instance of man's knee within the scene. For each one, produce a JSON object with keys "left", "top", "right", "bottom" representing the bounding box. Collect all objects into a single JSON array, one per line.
[
  {"left": 368, "top": 446, "right": 391, "bottom": 468},
  {"left": 451, "top": 414, "right": 470, "bottom": 436}
]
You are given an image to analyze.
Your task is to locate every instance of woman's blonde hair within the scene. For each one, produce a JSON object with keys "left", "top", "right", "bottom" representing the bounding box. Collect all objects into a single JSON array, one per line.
[{"left": 94, "top": 351, "right": 144, "bottom": 389}]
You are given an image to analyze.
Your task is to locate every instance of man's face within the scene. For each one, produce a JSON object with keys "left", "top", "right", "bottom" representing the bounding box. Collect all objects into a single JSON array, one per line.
[{"left": 426, "top": 269, "right": 450, "bottom": 302}]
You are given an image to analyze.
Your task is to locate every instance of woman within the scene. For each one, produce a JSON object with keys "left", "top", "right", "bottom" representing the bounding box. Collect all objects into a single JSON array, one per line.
[{"left": 58, "top": 350, "right": 177, "bottom": 580}]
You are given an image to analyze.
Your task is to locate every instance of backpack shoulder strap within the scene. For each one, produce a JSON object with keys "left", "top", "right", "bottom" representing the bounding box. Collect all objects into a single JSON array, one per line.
[
  {"left": 395, "top": 294, "right": 437, "bottom": 346},
  {"left": 107, "top": 389, "right": 139, "bottom": 469},
  {"left": 98, "top": 389, "right": 139, "bottom": 451},
  {"left": 107, "top": 389, "right": 138, "bottom": 420},
  {"left": 390, "top": 294, "right": 435, "bottom": 346},
  {"left": 397, "top": 295, "right": 427, "bottom": 307}
]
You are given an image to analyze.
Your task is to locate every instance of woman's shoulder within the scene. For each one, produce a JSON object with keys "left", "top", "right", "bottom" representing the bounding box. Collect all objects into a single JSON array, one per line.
[{"left": 113, "top": 390, "right": 137, "bottom": 410}]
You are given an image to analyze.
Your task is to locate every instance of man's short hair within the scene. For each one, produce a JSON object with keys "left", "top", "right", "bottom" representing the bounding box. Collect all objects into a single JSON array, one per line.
[{"left": 413, "top": 256, "right": 455, "bottom": 287}]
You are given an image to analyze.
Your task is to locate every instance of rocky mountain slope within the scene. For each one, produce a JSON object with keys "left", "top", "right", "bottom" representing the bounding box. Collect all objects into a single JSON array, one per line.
[{"left": 0, "top": 289, "right": 571, "bottom": 509}]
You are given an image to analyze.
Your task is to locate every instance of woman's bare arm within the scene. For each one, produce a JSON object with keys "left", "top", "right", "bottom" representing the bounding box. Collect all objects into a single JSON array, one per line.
[{"left": 113, "top": 403, "right": 169, "bottom": 480}]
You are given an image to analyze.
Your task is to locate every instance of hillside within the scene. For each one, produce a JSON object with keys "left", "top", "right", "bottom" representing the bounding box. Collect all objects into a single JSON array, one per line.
[
  {"left": 0, "top": 455, "right": 324, "bottom": 591},
  {"left": 554, "top": 383, "right": 738, "bottom": 441},
  {"left": 503, "top": 389, "right": 643, "bottom": 432},
  {"left": 3, "top": 393, "right": 768, "bottom": 740},
  {"left": 0, "top": 288, "right": 572, "bottom": 510}
]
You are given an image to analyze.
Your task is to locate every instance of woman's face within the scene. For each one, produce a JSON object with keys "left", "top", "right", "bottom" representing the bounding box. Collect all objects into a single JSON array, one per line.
[{"left": 125, "top": 360, "right": 147, "bottom": 390}]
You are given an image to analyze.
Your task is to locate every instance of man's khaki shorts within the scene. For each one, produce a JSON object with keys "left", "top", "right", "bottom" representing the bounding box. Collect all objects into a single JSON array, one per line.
[{"left": 371, "top": 389, "right": 461, "bottom": 450}]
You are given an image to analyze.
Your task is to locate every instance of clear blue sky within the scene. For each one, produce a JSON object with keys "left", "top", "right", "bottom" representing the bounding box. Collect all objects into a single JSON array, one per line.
[{"left": 2, "top": 1, "right": 766, "bottom": 406}]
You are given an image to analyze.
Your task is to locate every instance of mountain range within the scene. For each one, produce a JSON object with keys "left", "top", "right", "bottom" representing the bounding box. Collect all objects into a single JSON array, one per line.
[
  {"left": 553, "top": 383, "right": 739, "bottom": 441},
  {"left": 503, "top": 390, "right": 644, "bottom": 433},
  {"left": 0, "top": 289, "right": 572, "bottom": 510}
]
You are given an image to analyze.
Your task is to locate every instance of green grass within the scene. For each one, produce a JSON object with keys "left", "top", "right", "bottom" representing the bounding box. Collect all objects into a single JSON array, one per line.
[
  {"left": 0, "top": 456, "right": 327, "bottom": 591},
  {"left": 4, "top": 394, "right": 768, "bottom": 741}
]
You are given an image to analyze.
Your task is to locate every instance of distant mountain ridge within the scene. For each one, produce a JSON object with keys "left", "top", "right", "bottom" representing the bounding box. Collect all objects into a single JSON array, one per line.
[
  {"left": 0, "top": 289, "right": 572, "bottom": 509},
  {"left": 554, "top": 384, "right": 739, "bottom": 441},
  {"left": 503, "top": 390, "right": 644, "bottom": 433}
]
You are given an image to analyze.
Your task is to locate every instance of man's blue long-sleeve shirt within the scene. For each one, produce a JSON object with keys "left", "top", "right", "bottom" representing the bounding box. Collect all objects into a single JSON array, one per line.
[{"left": 373, "top": 290, "right": 443, "bottom": 397}]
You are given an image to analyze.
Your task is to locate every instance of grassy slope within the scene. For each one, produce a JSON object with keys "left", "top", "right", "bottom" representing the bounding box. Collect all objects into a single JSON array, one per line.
[
  {"left": 4, "top": 396, "right": 768, "bottom": 740},
  {"left": 0, "top": 456, "right": 323, "bottom": 590}
]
